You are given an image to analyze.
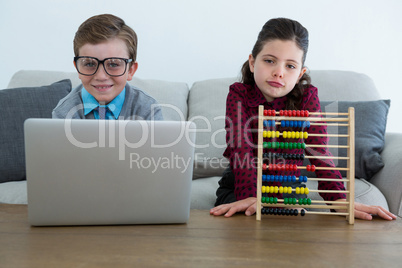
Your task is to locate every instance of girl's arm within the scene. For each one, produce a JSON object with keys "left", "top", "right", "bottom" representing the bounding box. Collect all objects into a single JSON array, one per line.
[
  {"left": 334, "top": 199, "right": 397, "bottom": 220},
  {"left": 223, "top": 84, "right": 258, "bottom": 201},
  {"left": 302, "top": 87, "right": 346, "bottom": 201}
]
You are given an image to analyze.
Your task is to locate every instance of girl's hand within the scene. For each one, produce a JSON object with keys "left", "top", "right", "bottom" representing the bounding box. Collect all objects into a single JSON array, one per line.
[
  {"left": 335, "top": 199, "right": 397, "bottom": 221},
  {"left": 210, "top": 197, "right": 257, "bottom": 217}
]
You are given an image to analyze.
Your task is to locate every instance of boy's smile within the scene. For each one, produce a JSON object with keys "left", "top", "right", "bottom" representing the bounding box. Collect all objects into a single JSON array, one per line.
[{"left": 76, "top": 38, "right": 138, "bottom": 104}]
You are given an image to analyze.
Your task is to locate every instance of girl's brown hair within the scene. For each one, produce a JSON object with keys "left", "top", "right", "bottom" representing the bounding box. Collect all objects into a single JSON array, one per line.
[
  {"left": 241, "top": 18, "right": 311, "bottom": 110},
  {"left": 73, "top": 14, "right": 138, "bottom": 63}
]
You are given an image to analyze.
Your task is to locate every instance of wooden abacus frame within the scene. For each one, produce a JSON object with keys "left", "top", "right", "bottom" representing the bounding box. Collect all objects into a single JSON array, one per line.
[{"left": 256, "top": 105, "right": 355, "bottom": 224}]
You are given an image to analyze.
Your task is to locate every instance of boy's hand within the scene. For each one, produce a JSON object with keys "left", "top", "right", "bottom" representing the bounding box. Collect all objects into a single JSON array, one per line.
[{"left": 210, "top": 197, "right": 257, "bottom": 217}]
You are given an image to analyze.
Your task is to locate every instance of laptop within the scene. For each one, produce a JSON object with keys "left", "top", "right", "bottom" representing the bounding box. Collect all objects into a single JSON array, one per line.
[{"left": 24, "top": 119, "right": 196, "bottom": 226}]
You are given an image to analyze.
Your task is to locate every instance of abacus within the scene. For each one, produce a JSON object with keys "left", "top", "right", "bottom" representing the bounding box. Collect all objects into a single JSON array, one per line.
[{"left": 256, "top": 105, "right": 355, "bottom": 224}]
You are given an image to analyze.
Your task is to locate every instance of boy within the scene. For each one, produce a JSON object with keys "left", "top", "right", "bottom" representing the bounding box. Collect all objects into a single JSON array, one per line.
[{"left": 52, "top": 14, "right": 163, "bottom": 120}]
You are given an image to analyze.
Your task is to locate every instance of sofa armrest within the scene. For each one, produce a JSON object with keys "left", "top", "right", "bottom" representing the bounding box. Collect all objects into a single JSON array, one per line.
[{"left": 370, "top": 132, "right": 402, "bottom": 217}]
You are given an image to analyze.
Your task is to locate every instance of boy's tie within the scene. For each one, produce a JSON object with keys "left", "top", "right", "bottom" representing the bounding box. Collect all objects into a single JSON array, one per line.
[{"left": 98, "top": 106, "right": 106, "bottom": 120}]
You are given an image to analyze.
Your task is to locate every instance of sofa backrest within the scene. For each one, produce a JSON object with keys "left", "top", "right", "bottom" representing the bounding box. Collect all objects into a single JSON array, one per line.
[
  {"left": 7, "top": 70, "right": 189, "bottom": 121},
  {"left": 7, "top": 69, "right": 382, "bottom": 179}
]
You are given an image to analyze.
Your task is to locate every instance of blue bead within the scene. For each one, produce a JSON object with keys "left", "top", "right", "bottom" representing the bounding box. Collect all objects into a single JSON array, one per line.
[
  {"left": 279, "top": 175, "right": 283, "bottom": 182},
  {"left": 298, "top": 121, "right": 302, "bottom": 128},
  {"left": 284, "top": 175, "right": 289, "bottom": 182},
  {"left": 292, "top": 175, "right": 297, "bottom": 182},
  {"left": 281, "top": 121, "right": 285, "bottom": 127},
  {"left": 263, "top": 121, "right": 267, "bottom": 127},
  {"left": 289, "top": 121, "right": 294, "bottom": 127}
]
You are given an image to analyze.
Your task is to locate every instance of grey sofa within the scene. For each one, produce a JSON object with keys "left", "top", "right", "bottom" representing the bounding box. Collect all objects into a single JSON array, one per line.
[{"left": 1, "top": 70, "right": 401, "bottom": 218}]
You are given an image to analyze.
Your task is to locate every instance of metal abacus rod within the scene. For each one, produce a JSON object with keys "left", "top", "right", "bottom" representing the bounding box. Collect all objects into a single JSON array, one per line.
[{"left": 256, "top": 106, "right": 355, "bottom": 224}]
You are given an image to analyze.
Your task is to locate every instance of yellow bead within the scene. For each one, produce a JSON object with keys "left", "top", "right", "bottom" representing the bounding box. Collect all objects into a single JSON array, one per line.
[
  {"left": 305, "top": 188, "right": 309, "bottom": 194},
  {"left": 274, "top": 186, "right": 279, "bottom": 193},
  {"left": 295, "top": 132, "right": 300, "bottom": 139},
  {"left": 304, "top": 132, "right": 308, "bottom": 139},
  {"left": 279, "top": 186, "right": 283, "bottom": 193},
  {"left": 262, "top": 186, "right": 266, "bottom": 193},
  {"left": 292, "top": 131, "right": 296, "bottom": 138},
  {"left": 267, "top": 131, "right": 271, "bottom": 138},
  {"left": 283, "top": 131, "right": 287, "bottom": 138},
  {"left": 288, "top": 187, "right": 292, "bottom": 193},
  {"left": 296, "top": 187, "right": 300, "bottom": 194},
  {"left": 263, "top": 131, "right": 267, "bottom": 138},
  {"left": 276, "top": 131, "right": 280, "bottom": 138},
  {"left": 300, "top": 187, "right": 305, "bottom": 195}
]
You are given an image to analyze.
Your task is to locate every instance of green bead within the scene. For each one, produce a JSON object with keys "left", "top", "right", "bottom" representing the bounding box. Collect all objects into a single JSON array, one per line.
[
  {"left": 268, "top": 142, "right": 272, "bottom": 149},
  {"left": 298, "top": 199, "right": 303, "bottom": 205},
  {"left": 297, "top": 143, "right": 301, "bottom": 149},
  {"left": 284, "top": 198, "right": 288, "bottom": 204},
  {"left": 273, "top": 197, "right": 278, "bottom": 204},
  {"left": 272, "top": 142, "right": 276, "bottom": 148},
  {"left": 280, "top": 142, "right": 284, "bottom": 149},
  {"left": 263, "top": 142, "right": 267, "bottom": 148},
  {"left": 292, "top": 198, "right": 297, "bottom": 205},
  {"left": 301, "top": 143, "right": 306, "bottom": 149},
  {"left": 276, "top": 142, "right": 280, "bottom": 148},
  {"left": 285, "top": 142, "right": 289, "bottom": 149},
  {"left": 262, "top": 197, "right": 266, "bottom": 203},
  {"left": 307, "top": 198, "right": 312, "bottom": 205}
]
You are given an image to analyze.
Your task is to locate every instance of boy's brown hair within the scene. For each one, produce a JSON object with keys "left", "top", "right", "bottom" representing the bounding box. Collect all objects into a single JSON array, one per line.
[{"left": 73, "top": 14, "right": 138, "bottom": 62}]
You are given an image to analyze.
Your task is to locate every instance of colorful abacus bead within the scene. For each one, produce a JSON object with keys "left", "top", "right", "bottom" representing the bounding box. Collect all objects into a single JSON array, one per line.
[
  {"left": 264, "top": 109, "right": 276, "bottom": 116},
  {"left": 306, "top": 165, "right": 316, "bottom": 172},
  {"left": 278, "top": 110, "right": 309, "bottom": 117},
  {"left": 298, "top": 198, "right": 312, "bottom": 205},
  {"left": 261, "top": 208, "right": 301, "bottom": 216}
]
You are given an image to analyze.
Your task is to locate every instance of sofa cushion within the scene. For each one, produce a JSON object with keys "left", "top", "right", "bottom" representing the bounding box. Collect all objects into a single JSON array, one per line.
[
  {"left": 188, "top": 77, "right": 238, "bottom": 179},
  {"left": 321, "top": 100, "right": 390, "bottom": 180},
  {"left": 0, "top": 80, "right": 72, "bottom": 183},
  {"left": 128, "top": 78, "right": 189, "bottom": 121},
  {"left": 310, "top": 70, "right": 381, "bottom": 101}
]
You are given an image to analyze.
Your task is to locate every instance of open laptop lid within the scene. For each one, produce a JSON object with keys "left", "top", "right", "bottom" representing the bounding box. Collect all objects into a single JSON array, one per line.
[{"left": 25, "top": 119, "right": 196, "bottom": 226}]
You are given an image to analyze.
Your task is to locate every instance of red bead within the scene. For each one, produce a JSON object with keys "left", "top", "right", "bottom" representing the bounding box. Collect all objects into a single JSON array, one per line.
[
  {"left": 263, "top": 163, "right": 267, "bottom": 170},
  {"left": 279, "top": 110, "right": 284, "bottom": 116},
  {"left": 300, "top": 110, "right": 305, "bottom": 117},
  {"left": 271, "top": 110, "right": 276, "bottom": 116},
  {"left": 268, "top": 164, "right": 273, "bottom": 171},
  {"left": 292, "top": 110, "right": 297, "bottom": 117},
  {"left": 311, "top": 165, "right": 316, "bottom": 172},
  {"left": 264, "top": 110, "right": 268, "bottom": 116},
  {"left": 305, "top": 110, "right": 309, "bottom": 117},
  {"left": 306, "top": 165, "right": 311, "bottom": 172},
  {"left": 296, "top": 110, "right": 301, "bottom": 117}
]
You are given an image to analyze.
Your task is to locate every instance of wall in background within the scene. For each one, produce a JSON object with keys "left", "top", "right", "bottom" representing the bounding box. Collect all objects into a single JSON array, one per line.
[{"left": 1, "top": 0, "right": 401, "bottom": 132}]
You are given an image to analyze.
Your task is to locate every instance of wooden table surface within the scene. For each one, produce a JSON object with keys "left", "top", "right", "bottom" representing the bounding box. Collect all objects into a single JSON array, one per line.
[{"left": 1, "top": 204, "right": 401, "bottom": 267}]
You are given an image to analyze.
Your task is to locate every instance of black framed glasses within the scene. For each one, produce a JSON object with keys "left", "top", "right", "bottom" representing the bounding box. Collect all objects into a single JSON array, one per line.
[{"left": 74, "top": 56, "right": 133, "bottom": 77}]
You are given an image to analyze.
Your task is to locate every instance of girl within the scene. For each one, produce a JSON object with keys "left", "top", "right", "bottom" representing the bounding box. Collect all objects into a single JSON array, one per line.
[{"left": 210, "top": 18, "right": 396, "bottom": 221}]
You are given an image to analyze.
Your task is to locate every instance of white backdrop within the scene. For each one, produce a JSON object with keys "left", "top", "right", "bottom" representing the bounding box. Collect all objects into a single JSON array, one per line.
[{"left": 1, "top": 0, "right": 401, "bottom": 132}]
